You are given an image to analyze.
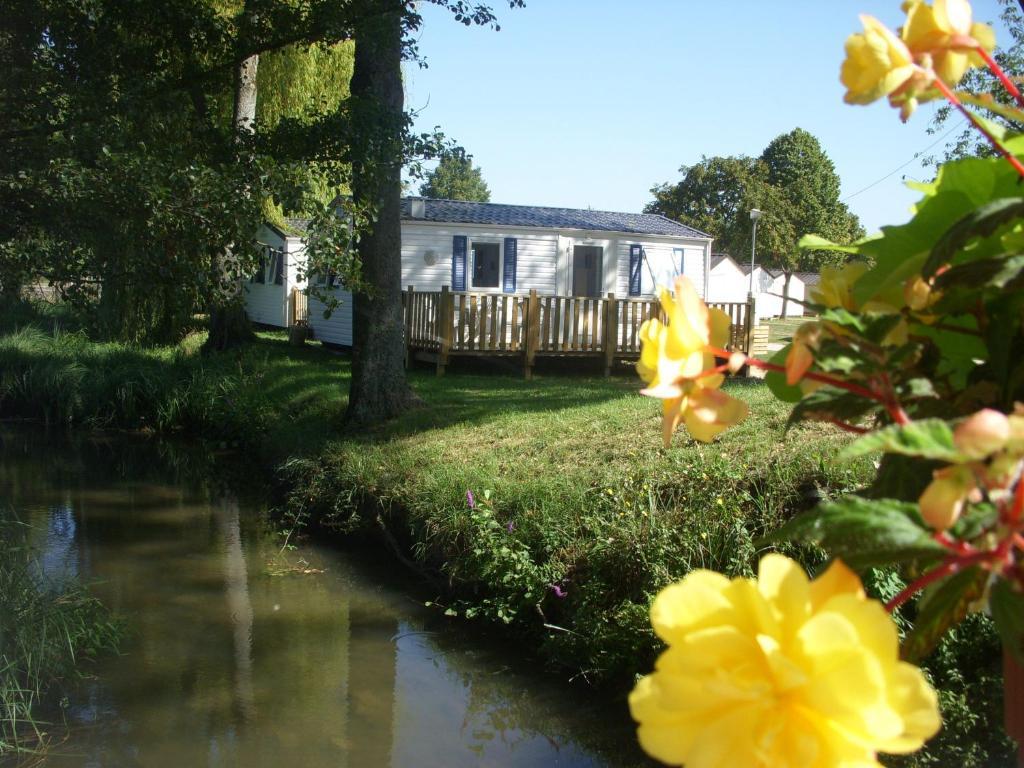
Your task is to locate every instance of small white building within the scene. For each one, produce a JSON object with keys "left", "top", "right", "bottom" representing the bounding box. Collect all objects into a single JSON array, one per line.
[
  {"left": 244, "top": 221, "right": 308, "bottom": 328},
  {"left": 707, "top": 254, "right": 749, "bottom": 304},
  {"left": 255, "top": 198, "right": 716, "bottom": 347},
  {"left": 755, "top": 268, "right": 805, "bottom": 319},
  {"left": 707, "top": 253, "right": 805, "bottom": 321}
]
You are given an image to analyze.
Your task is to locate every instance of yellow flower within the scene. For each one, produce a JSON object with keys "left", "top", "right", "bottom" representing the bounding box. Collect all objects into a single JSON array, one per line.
[
  {"left": 841, "top": 15, "right": 918, "bottom": 106},
  {"left": 784, "top": 322, "right": 821, "bottom": 386},
  {"left": 810, "top": 262, "right": 869, "bottom": 311},
  {"left": 901, "top": 0, "right": 995, "bottom": 86},
  {"left": 841, "top": 1, "right": 994, "bottom": 121},
  {"left": 919, "top": 464, "right": 977, "bottom": 530},
  {"left": 629, "top": 555, "right": 940, "bottom": 768},
  {"left": 637, "top": 276, "right": 748, "bottom": 445}
]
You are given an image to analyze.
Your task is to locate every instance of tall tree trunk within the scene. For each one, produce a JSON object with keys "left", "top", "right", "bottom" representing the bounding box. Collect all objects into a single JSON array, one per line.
[
  {"left": 344, "top": 0, "right": 421, "bottom": 425},
  {"left": 781, "top": 270, "right": 792, "bottom": 317},
  {"left": 204, "top": 43, "right": 259, "bottom": 353}
]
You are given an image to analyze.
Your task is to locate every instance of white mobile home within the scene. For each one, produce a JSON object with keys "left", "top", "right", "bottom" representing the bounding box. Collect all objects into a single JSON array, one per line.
[
  {"left": 244, "top": 221, "right": 308, "bottom": 328},
  {"left": 292, "top": 197, "right": 714, "bottom": 347}
]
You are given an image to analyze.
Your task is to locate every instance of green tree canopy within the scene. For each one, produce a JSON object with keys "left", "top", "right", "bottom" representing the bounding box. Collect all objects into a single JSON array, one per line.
[
  {"left": 646, "top": 128, "right": 863, "bottom": 275},
  {"left": 419, "top": 151, "right": 491, "bottom": 201}
]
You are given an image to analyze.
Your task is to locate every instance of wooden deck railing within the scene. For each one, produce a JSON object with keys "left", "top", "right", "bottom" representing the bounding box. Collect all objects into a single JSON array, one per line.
[{"left": 403, "top": 285, "right": 755, "bottom": 378}]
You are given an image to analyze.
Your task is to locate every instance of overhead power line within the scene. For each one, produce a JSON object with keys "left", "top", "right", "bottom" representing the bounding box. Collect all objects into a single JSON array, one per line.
[{"left": 841, "top": 121, "right": 967, "bottom": 202}]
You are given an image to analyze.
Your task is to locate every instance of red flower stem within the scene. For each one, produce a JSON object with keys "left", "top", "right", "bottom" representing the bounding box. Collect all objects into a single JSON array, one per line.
[
  {"left": 880, "top": 372, "right": 911, "bottom": 426},
  {"left": 715, "top": 349, "right": 882, "bottom": 403},
  {"left": 1009, "top": 475, "right": 1024, "bottom": 526},
  {"left": 886, "top": 550, "right": 997, "bottom": 613},
  {"left": 826, "top": 417, "right": 870, "bottom": 435},
  {"left": 935, "top": 531, "right": 975, "bottom": 555},
  {"left": 934, "top": 78, "right": 1024, "bottom": 179},
  {"left": 978, "top": 47, "right": 1024, "bottom": 108},
  {"left": 695, "top": 362, "right": 731, "bottom": 380}
]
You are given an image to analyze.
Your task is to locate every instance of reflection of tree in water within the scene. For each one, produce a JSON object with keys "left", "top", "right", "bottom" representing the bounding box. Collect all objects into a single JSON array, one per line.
[{"left": 214, "top": 495, "right": 256, "bottom": 723}]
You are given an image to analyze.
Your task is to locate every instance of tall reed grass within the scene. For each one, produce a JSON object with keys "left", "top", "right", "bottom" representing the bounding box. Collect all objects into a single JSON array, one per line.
[{"left": 0, "top": 520, "right": 120, "bottom": 759}]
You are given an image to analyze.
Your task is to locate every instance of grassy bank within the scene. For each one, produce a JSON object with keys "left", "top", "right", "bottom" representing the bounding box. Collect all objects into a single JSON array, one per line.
[
  {"left": 0, "top": 305, "right": 1015, "bottom": 766},
  {"left": 0, "top": 520, "right": 121, "bottom": 759}
]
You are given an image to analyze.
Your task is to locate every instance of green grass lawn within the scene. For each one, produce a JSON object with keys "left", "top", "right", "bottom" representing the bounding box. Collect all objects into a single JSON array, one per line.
[{"left": 766, "top": 316, "right": 809, "bottom": 344}]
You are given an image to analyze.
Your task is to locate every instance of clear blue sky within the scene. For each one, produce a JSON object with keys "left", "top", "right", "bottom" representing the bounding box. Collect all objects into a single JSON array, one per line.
[{"left": 404, "top": 0, "right": 1008, "bottom": 236}]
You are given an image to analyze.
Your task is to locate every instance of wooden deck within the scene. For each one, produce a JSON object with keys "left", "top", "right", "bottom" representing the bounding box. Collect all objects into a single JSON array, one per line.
[{"left": 403, "top": 286, "right": 756, "bottom": 378}]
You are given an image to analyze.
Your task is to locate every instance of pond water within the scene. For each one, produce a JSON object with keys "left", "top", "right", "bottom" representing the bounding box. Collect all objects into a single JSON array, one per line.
[{"left": 0, "top": 430, "right": 645, "bottom": 768}]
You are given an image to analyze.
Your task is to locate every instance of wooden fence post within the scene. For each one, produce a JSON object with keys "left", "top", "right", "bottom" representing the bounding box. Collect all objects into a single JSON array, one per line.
[
  {"left": 404, "top": 285, "right": 414, "bottom": 368},
  {"left": 744, "top": 295, "right": 757, "bottom": 356},
  {"left": 438, "top": 285, "right": 451, "bottom": 377},
  {"left": 603, "top": 293, "right": 617, "bottom": 377},
  {"left": 525, "top": 289, "right": 540, "bottom": 379}
]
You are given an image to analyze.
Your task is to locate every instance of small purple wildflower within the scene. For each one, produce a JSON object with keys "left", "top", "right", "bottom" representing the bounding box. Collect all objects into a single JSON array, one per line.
[
  {"left": 549, "top": 583, "right": 568, "bottom": 599},
  {"left": 466, "top": 490, "right": 475, "bottom": 509},
  {"left": 506, "top": 521, "right": 515, "bottom": 533}
]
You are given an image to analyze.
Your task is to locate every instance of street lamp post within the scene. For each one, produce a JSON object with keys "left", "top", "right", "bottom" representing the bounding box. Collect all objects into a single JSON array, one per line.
[{"left": 748, "top": 208, "right": 763, "bottom": 298}]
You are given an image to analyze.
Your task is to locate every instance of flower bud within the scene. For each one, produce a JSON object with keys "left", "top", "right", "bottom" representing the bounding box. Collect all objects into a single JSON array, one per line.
[
  {"left": 784, "top": 323, "right": 821, "bottom": 385},
  {"left": 903, "top": 275, "right": 936, "bottom": 311},
  {"left": 953, "top": 409, "right": 1010, "bottom": 460},
  {"left": 727, "top": 352, "right": 747, "bottom": 374},
  {"left": 1007, "top": 413, "right": 1024, "bottom": 454},
  {"left": 918, "top": 465, "right": 975, "bottom": 530}
]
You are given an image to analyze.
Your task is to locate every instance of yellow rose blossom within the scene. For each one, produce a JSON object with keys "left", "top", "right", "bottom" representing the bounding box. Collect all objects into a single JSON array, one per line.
[
  {"left": 901, "top": 0, "right": 995, "bottom": 86},
  {"left": 637, "top": 276, "right": 748, "bottom": 446},
  {"left": 629, "top": 554, "right": 941, "bottom": 768},
  {"left": 841, "top": 15, "right": 917, "bottom": 106},
  {"left": 841, "top": 1, "right": 994, "bottom": 120}
]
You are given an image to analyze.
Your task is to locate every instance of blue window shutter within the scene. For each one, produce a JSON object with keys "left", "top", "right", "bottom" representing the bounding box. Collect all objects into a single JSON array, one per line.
[
  {"left": 629, "top": 244, "right": 642, "bottom": 296},
  {"left": 274, "top": 249, "right": 285, "bottom": 285},
  {"left": 452, "top": 235, "right": 467, "bottom": 291},
  {"left": 503, "top": 237, "right": 517, "bottom": 293}
]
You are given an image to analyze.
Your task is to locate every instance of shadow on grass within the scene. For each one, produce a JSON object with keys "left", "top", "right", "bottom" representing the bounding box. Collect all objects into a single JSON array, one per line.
[{"left": 0, "top": 310, "right": 641, "bottom": 455}]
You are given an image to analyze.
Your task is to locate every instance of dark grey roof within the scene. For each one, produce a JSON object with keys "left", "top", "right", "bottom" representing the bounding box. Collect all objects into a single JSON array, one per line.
[
  {"left": 793, "top": 271, "right": 820, "bottom": 286},
  {"left": 401, "top": 198, "right": 711, "bottom": 239},
  {"left": 737, "top": 263, "right": 781, "bottom": 278},
  {"left": 710, "top": 253, "right": 736, "bottom": 270}
]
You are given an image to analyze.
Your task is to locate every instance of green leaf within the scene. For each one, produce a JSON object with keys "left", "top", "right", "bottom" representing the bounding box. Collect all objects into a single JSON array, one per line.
[
  {"left": 990, "top": 578, "right": 1024, "bottom": 664},
  {"left": 764, "top": 345, "right": 803, "bottom": 403},
  {"left": 949, "top": 502, "right": 998, "bottom": 542},
  {"left": 902, "top": 378, "right": 937, "bottom": 399},
  {"left": 797, "top": 234, "right": 862, "bottom": 253},
  {"left": 902, "top": 566, "right": 988, "bottom": 663},
  {"left": 786, "top": 389, "right": 877, "bottom": 430},
  {"left": 924, "top": 198, "right": 1024, "bottom": 278},
  {"left": 934, "top": 253, "right": 1024, "bottom": 292},
  {"left": 762, "top": 496, "right": 946, "bottom": 570},
  {"left": 840, "top": 419, "right": 964, "bottom": 462}
]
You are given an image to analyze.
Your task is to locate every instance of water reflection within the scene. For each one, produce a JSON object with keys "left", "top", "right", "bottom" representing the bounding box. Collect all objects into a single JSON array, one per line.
[
  {"left": 35, "top": 502, "right": 79, "bottom": 588},
  {"left": 0, "top": 431, "right": 644, "bottom": 768}
]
